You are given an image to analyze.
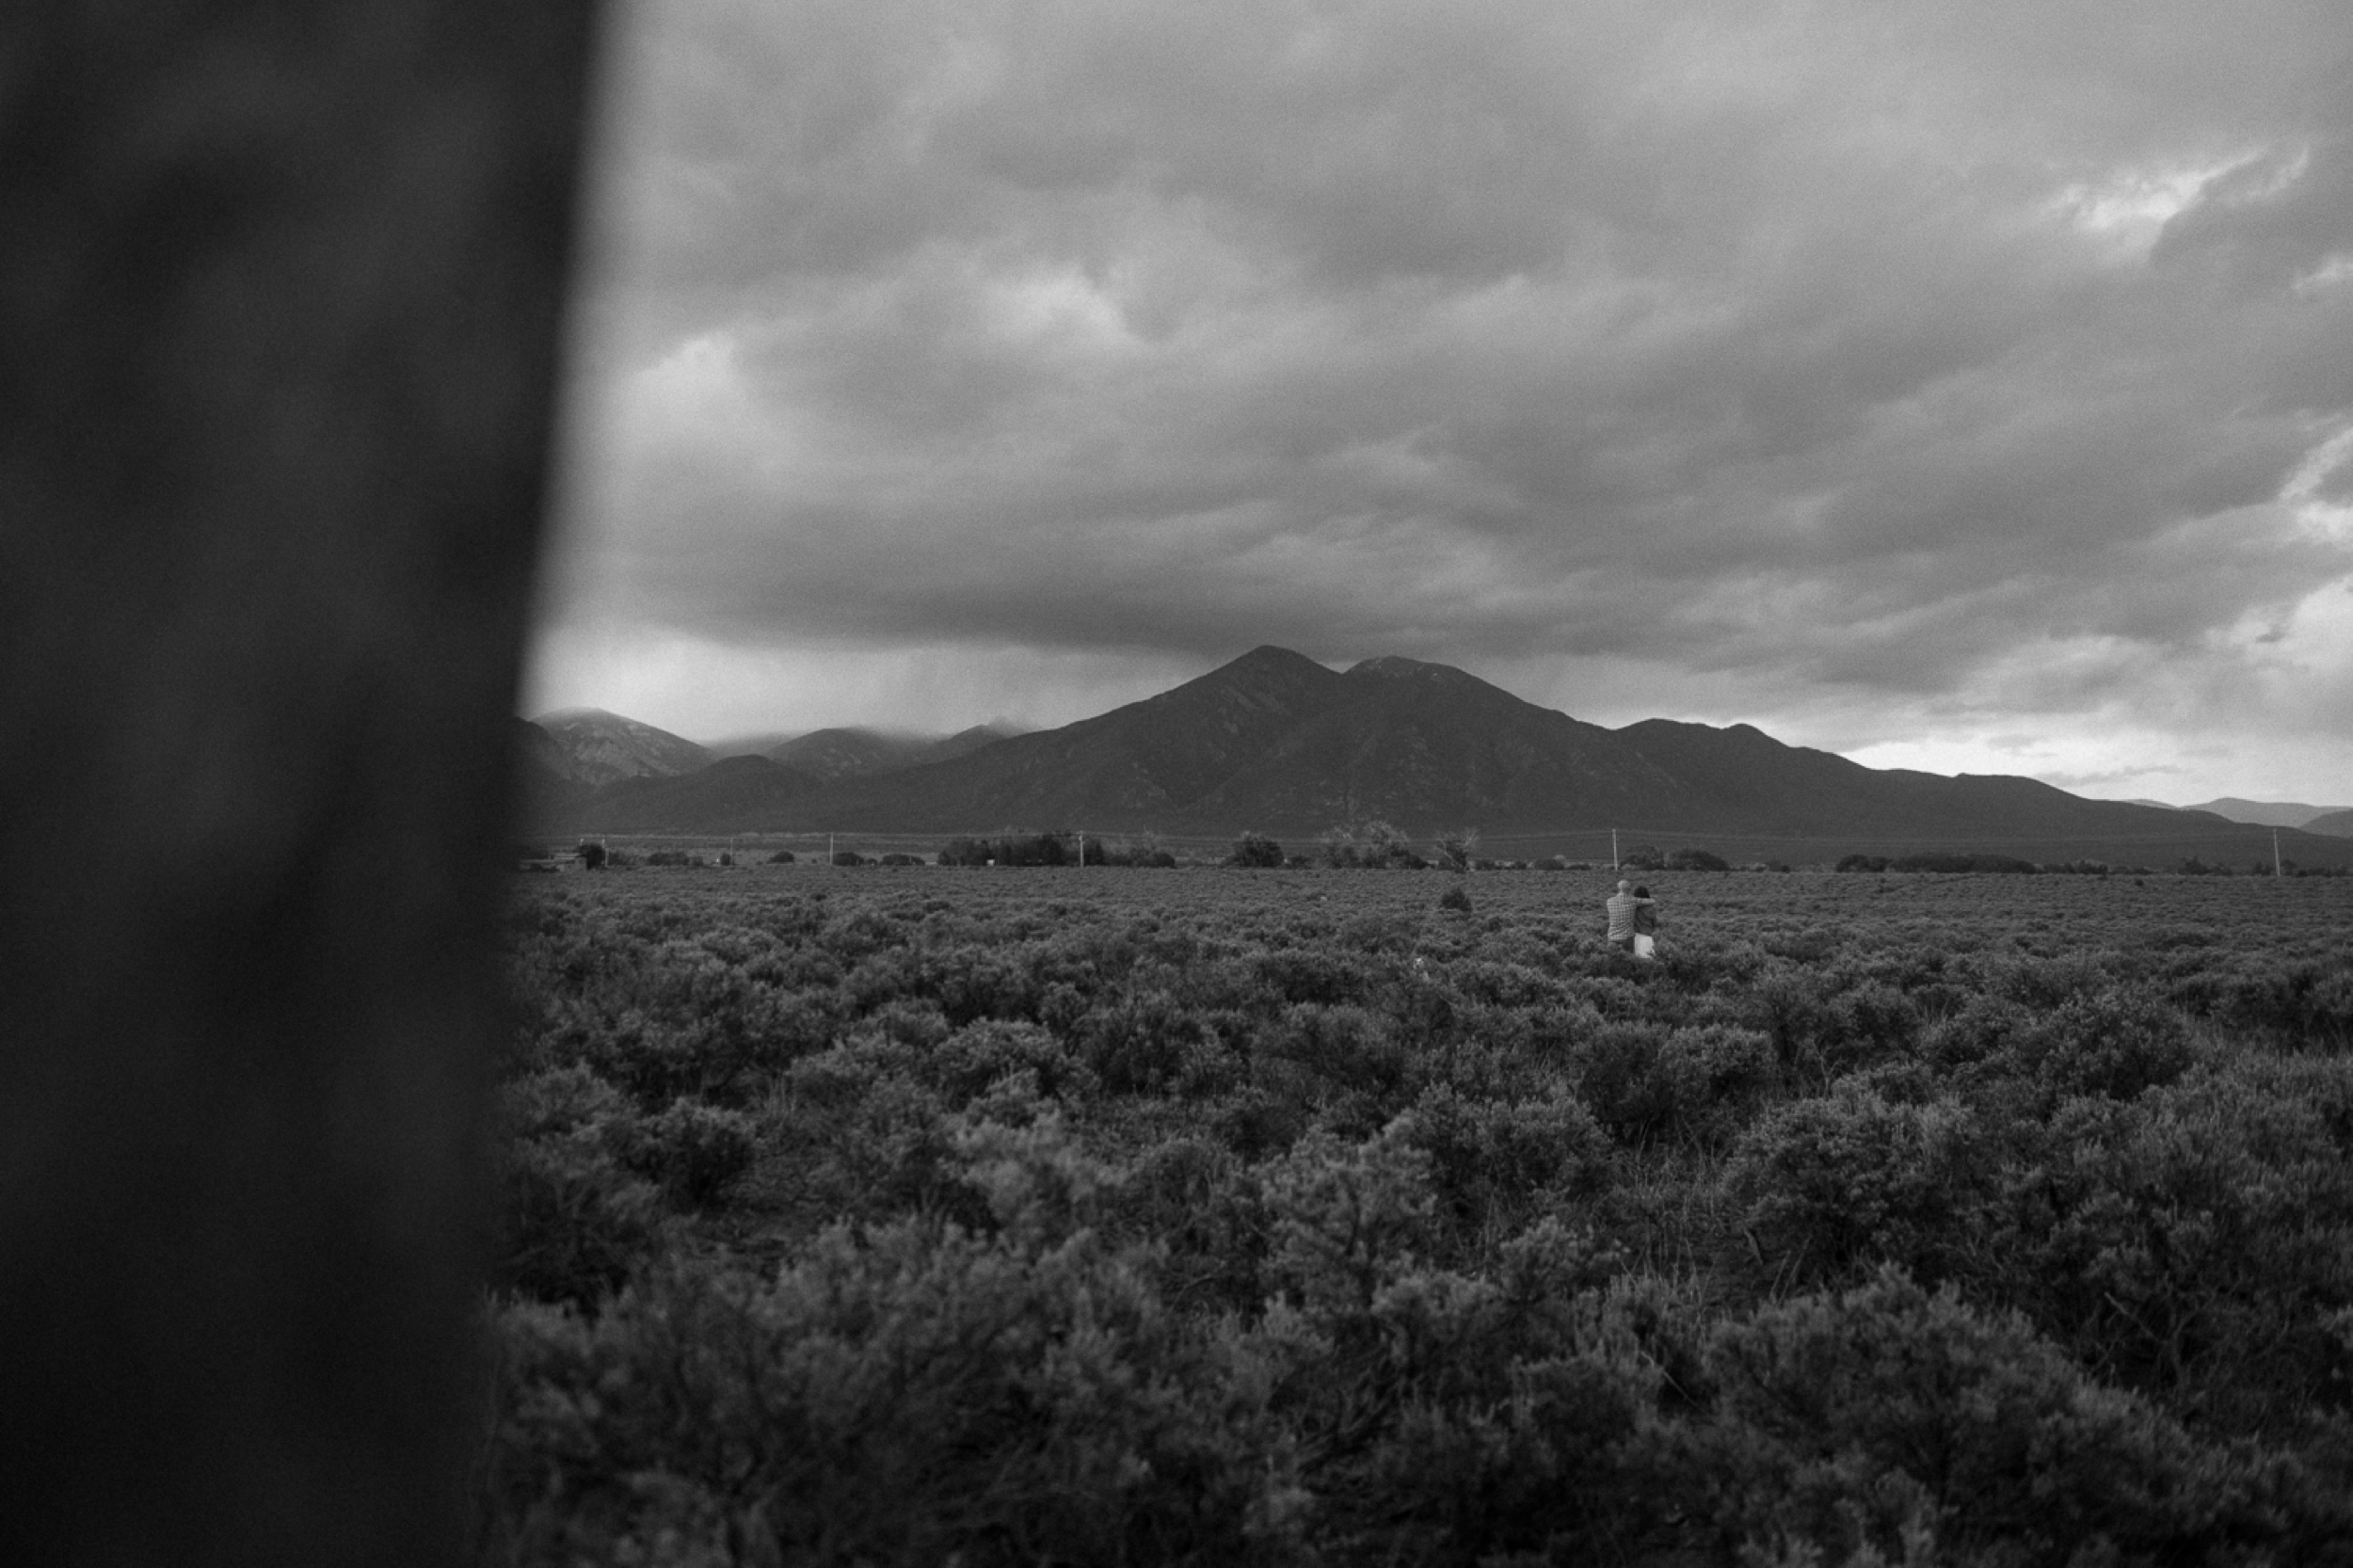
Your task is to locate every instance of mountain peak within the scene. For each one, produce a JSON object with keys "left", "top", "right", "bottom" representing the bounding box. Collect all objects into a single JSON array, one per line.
[
  {"left": 1346, "top": 654, "right": 1468, "bottom": 682},
  {"left": 1223, "top": 644, "right": 1331, "bottom": 675},
  {"left": 1164, "top": 646, "right": 1344, "bottom": 710},
  {"left": 527, "top": 708, "right": 712, "bottom": 786}
]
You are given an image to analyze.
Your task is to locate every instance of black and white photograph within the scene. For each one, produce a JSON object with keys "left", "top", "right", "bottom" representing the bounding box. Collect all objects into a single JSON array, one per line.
[{"left": 8, "top": 2, "right": 2353, "bottom": 1563}]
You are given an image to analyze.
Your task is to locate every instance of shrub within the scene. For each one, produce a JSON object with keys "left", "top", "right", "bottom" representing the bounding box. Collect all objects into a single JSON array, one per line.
[
  {"left": 1674, "top": 1270, "right": 2276, "bottom": 1566},
  {"left": 482, "top": 1222, "right": 1305, "bottom": 1568},
  {"left": 1666, "top": 847, "right": 1730, "bottom": 872},
  {"left": 1728, "top": 1081, "right": 1992, "bottom": 1287},
  {"left": 1262, "top": 1120, "right": 1438, "bottom": 1313},
  {"left": 2004, "top": 988, "right": 2193, "bottom": 1101},
  {"left": 1919, "top": 990, "right": 2034, "bottom": 1073},
  {"left": 1814, "top": 979, "right": 1923, "bottom": 1076},
  {"left": 1316, "top": 826, "right": 1363, "bottom": 868},
  {"left": 493, "top": 1136, "right": 665, "bottom": 1305},
  {"left": 1437, "top": 884, "right": 1472, "bottom": 913},
  {"left": 492, "top": 1071, "right": 668, "bottom": 1304},
  {"left": 1434, "top": 830, "right": 1479, "bottom": 872},
  {"left": 629, "top": 1098, "right": 759, "bottom": 1208},
  {"left": 1227, "top": 832, "right": 1285, "bottom": 868},
  {"left": 932, "top": 1019, "right": 1096, "bottom": 1104},
  {"left": 499, "top": 1063, "right": 632, "bottom": 1142},
  {"left": 1577, "top": 1022, "right": 1681, "bottom": 1146},
  {"left": 760, "top": 1039, "right": 963, "bottom": 1222},
  {"left": 1400, "top": 1082, "right": 1612, "bottom": 1237},
  {"left": 765, "top": 848, "right": 795, "bottom": 863},
  {"left": 1971, "top": 1057, "right": 2353, "bottom": 1433}
]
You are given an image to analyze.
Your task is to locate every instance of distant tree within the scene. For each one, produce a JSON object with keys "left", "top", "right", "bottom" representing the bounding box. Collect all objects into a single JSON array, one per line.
[
  {"left": 1889, "top": 853, "right": 2037, "bottom": 874},
  {"left": 577, "top": 840, "right": 606, "bottom": 871},
  {"left": 766, "top": 849, "right": 795, "bottom": 863},
  {"left": 1667, "top": 847, "right": 1729, "bottom": 872},
  {"left": 1434, "top": 827, "right": 1480, "bottom": 872},
  {"left": 1228, "top": 832, "right": 1284, "bottom": 868},
  {"left": 1317, "top": 826, "right": 1361, "bottom": 869},
  {"left": 1620, "top": 842, "right": 1664, "bottom": 871},
  {"left": 1835, "top": 854, "right": 1888, "bottom": 873}
]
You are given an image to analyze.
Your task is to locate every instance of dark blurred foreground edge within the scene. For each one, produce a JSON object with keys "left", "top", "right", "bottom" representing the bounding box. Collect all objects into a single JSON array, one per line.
[{"left": 0, "top": 6, "right": 601, "bottom": 1563}]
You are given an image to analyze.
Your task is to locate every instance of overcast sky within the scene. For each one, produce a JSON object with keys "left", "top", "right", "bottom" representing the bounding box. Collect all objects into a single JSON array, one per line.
[{"left": 526, "top": 0, "right": 2353, "bottom": 804}]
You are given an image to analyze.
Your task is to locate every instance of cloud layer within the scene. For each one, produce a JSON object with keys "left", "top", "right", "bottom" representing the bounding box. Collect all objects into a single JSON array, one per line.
[{"left": 534, "top": 0, "right": 2353, "bottom": 799}]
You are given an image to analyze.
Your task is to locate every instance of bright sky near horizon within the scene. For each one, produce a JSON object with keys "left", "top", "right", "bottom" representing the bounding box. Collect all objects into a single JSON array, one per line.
[{"left": 525, "top": 0, "right": 2353, "bottom": 805}]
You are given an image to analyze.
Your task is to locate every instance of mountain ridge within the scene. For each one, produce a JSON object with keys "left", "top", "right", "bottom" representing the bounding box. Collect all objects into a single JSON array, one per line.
[
  {"left": 2177, "top": 797, "right": 2353, "bottom": 830},
  {"left": 518, "top": 648, "right": 2353, "bottom": 867},
  {"left": 532, "top": 708, "right": 712, "bottom": 785}
]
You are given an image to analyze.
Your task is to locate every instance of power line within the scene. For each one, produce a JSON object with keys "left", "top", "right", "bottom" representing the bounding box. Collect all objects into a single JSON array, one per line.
[{"left": 577, "top": 820, "right": 2332, "bottom": 854}]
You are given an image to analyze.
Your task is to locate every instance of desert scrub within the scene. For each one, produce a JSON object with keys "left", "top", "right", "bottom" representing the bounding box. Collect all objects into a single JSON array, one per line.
[{"left": 480, "top": 868, "right": 2353, "bottom": 1564}]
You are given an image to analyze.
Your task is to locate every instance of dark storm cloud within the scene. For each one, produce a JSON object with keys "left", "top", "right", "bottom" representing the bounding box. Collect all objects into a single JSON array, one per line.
[{"left": 543, "top": 0, "right": 2353, "bottom": 786}]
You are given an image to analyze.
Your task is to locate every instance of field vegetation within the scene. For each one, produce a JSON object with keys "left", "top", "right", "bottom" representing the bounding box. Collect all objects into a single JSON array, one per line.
[{"left": 479, "top": 863, "right": 2353, "bottom": 1565}]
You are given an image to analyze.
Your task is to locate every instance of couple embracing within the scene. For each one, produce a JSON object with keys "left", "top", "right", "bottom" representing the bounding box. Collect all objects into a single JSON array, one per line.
[{"left": 1605, "top": 878, "right": 1659, "bottom": 959}]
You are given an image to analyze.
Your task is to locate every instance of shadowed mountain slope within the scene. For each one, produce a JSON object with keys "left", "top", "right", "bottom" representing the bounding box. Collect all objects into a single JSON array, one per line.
[
  {"left": 1606, "top": 719, "right": 2214, "bottom": 840},
  {"left": 763, "top": 728, "right": 942, "bottom": 781},
  {"left": 800, "top": 646, "right": 1365, "bottom": 830},
  {"left": 1176, "top": 654, "right": 1679, "bottom": 831},
  {"left": 532, "top": 708, "right": 711, "bottom": 785},
  {"left": 569, "top": 754, "right": 821, "bottom": 835},
  {"left": 524, "top": 648, "right": 2353, "bottom": 865},
  {"left": 760, "top": 723, "right": 1028, "bottom": 782}
]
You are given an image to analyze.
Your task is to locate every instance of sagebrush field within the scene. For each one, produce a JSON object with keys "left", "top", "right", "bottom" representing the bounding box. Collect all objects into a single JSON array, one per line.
[{"left": 481, "top": 864, "right": 2353, "bottom": 1566}]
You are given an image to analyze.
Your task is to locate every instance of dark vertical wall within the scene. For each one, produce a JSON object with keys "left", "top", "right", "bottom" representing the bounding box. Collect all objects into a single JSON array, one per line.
[{"left": 0, "top": 6, "right": 601, "bottom": 1563}]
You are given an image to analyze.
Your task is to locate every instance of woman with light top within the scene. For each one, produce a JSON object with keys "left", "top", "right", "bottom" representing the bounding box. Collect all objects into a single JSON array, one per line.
[{"left": 1631, "top": 884, "right": 1660, "bottom": 959}]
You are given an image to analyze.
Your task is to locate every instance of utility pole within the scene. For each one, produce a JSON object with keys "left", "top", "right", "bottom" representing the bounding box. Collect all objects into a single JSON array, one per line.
[
  {"left": 1612, "top": 828, "right": 1619, "bottom": 871},
  {"left": 2274, "top": 829, "right": 2283, "bottom": 879},
  {"left": 829, "top": 832, "right": 836, "bottom": 868}
]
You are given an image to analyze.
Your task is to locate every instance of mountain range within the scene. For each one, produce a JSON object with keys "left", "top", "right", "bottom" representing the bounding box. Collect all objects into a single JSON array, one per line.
[
  {"left": 515, "top": 647, "right": 2353, "bottom": 867},
  {"left": 2169, "top": 797, "right": 2353, "bottom": 831},
  {"left": 523, "top": 712, "right": 1025, "bottom": 788}
]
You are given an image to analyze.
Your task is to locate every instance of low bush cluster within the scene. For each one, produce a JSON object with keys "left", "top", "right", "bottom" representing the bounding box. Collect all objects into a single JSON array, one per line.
[{"left": 941, "top": 832, "right": 1179, "bottom": 868}]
